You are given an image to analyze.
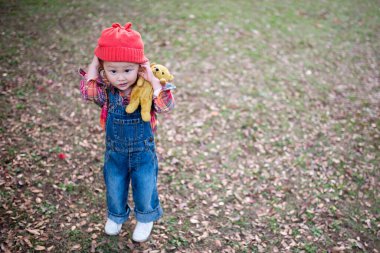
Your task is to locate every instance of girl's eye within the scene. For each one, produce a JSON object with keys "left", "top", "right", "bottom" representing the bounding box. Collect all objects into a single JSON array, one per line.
[
  {"left": 125, "top": 69, "right": 131, "bottom": 73},
  {"left": 110, "top": 70, "right": 116, "bottom": 74}
]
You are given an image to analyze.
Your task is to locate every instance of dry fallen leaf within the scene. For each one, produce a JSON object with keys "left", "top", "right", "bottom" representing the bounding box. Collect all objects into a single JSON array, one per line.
[
  {"left": 71, "top": 244, "right": 81, "bottom": 251},
  {"left": 26, "top": 229, "right": 41, "bottom": 236},
  {"left": 190, "top": 218, "right": 199, "bottom": 224},
  {"left": 35, "top": 246, "right": 46, "bottom": 251},
  {"left": 331, "top": 246, "right": 345, "bottom": 253},
  {"left": 23, "top": 238, "right": 33, "bottom": 248},
  {"left": 214, "top": 239, "right": 222, "bottom": 248}
]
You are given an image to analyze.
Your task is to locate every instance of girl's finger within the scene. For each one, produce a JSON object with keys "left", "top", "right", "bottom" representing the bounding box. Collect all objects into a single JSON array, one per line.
[{"left": 141, "top": 61, "right": 150, "bottom": 70}]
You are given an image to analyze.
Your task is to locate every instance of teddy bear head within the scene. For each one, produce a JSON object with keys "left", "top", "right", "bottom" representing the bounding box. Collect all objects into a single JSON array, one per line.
[{"left": 151, "top": 63, "right": 174, "bottom": 85}]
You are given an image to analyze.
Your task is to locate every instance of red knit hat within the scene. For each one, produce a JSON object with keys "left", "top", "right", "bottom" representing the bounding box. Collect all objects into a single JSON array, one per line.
[{"left": 94, "top": 22, "right": 148, "bottom": 63}]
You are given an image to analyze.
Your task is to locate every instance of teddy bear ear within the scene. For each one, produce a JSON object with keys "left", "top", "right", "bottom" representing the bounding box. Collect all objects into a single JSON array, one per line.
[{"left": 150, "top": 63, "right": 156, "bottom": 67}]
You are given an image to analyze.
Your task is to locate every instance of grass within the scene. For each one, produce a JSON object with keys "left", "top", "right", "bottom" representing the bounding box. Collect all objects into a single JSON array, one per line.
[{"left": 1, "top": 0, "right": 379, "bottom": 251}]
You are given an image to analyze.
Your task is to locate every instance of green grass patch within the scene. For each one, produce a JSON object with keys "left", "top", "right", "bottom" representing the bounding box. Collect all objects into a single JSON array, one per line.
[
  {"left": 169, "top": 235, "right": 189, "bottom": 248},
  {"left": 58, "top": 183, "right": 78, "bottom": 194}
]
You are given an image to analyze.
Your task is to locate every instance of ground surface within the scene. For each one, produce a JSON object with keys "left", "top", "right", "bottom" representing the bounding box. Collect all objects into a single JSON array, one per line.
[{"left": 0, "top": 0, "right": 379, "bottom": 252}]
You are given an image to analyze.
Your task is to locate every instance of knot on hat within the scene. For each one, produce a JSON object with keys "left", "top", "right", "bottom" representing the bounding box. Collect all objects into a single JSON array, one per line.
[
  {"left": 111, "top": 22, "right": 132, "bottom": 30},
  {"left": 124, "top": 22, "right": 132, "bottom": 29}
]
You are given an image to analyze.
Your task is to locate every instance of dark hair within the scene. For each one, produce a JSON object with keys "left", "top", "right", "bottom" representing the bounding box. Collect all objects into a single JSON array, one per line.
[{"left": 98, "top": 59, "right": 104, "bottom": 73}]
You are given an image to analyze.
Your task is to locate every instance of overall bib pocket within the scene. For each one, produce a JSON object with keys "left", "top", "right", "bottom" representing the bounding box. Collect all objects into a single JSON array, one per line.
[{"left": 113, "top": 118, "right": 143, "bottom": 142}]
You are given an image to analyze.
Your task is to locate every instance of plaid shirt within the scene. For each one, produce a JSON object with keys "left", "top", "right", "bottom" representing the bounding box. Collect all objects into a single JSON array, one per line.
[{"left": 79, "top": 69, "right": 175, "bottom": 133}]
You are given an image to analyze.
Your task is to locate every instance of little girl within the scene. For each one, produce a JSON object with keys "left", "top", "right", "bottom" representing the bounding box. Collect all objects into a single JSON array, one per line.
[{"left": 79, "top": 22, "right": 175, "bottom": 242}]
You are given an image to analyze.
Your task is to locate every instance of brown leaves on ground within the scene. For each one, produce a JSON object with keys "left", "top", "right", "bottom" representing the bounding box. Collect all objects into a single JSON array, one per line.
[{"left": 1, "top": 0, "right": 380, "bottom": 252}]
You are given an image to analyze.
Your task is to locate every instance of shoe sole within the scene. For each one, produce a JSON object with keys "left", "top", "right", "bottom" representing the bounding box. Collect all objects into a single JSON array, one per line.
[
  {"left": 105, "top": 231, "right": 120, "bottom": 236},
  {"left": 132, "top": 235, "right": 150, "bottom": 243},
  {"left": 105, "top": 228, "right": 121, "bottom": 236}
]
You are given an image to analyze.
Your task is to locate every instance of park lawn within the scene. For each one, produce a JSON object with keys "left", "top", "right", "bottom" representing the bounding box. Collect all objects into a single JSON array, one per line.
[{"left": 1, "top": 0, "right": 379, "bottom": 252}]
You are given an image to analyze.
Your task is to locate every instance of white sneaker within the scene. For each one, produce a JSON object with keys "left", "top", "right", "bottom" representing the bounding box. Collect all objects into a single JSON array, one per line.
[
  {"left": 132, "top": 221, "right": 153, "bottom": 242},
  {"left": 105, "top": 218, "right": 122, "bottom": 235}
]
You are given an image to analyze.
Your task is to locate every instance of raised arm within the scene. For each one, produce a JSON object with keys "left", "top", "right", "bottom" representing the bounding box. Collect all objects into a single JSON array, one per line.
[{"left": 79, "top": 56, "right": 107, "bottom": 107}]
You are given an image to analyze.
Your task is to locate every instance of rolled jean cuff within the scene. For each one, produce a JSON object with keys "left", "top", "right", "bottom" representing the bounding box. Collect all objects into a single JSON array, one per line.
[
  {"left": 108, "top": 205, "right": 131, "bottom": 224},
  {"left": 135, "top": 205, "right": 163, "bottom": 223}
]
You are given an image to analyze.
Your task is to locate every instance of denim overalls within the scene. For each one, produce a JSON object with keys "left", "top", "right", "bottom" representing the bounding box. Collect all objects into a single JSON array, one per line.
[{"left": 103, "top": 89, "right": 163, "bottom": 224}]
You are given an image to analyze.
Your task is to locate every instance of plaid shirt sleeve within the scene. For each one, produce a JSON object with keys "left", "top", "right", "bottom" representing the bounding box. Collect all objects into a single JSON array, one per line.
[
  {"left": 79, "top": 69, "right": 106, "bottom": 108},
  {"left": 153, "top": 83, "right": 175, "bottom": 113}
]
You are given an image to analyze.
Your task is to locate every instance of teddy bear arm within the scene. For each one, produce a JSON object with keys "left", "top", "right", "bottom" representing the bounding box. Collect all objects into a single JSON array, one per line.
[
  {"left": 140, "top": 83, "right": 153, "bottom": 122},
  {"left": 159, "top": 78, "right": 166, "bottom": 85}
]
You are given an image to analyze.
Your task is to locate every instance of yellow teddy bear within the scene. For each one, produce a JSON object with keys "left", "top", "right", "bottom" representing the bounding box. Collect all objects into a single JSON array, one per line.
[{"left": 126, "top": 63, "right": 174, "bottom": 121}]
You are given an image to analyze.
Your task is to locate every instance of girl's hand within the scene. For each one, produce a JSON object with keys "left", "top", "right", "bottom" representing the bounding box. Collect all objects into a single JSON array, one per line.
[
  {"left": 139, "top": 61, "right": 161, "bottom": 90},
  {"left": 87, "top": 56, "right": 100, "bottom": 81}
]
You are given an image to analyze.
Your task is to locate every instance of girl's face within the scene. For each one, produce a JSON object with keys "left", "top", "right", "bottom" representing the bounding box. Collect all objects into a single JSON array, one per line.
[{"left": 102, "top": 61, "right": 139, "bottom": 90}]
